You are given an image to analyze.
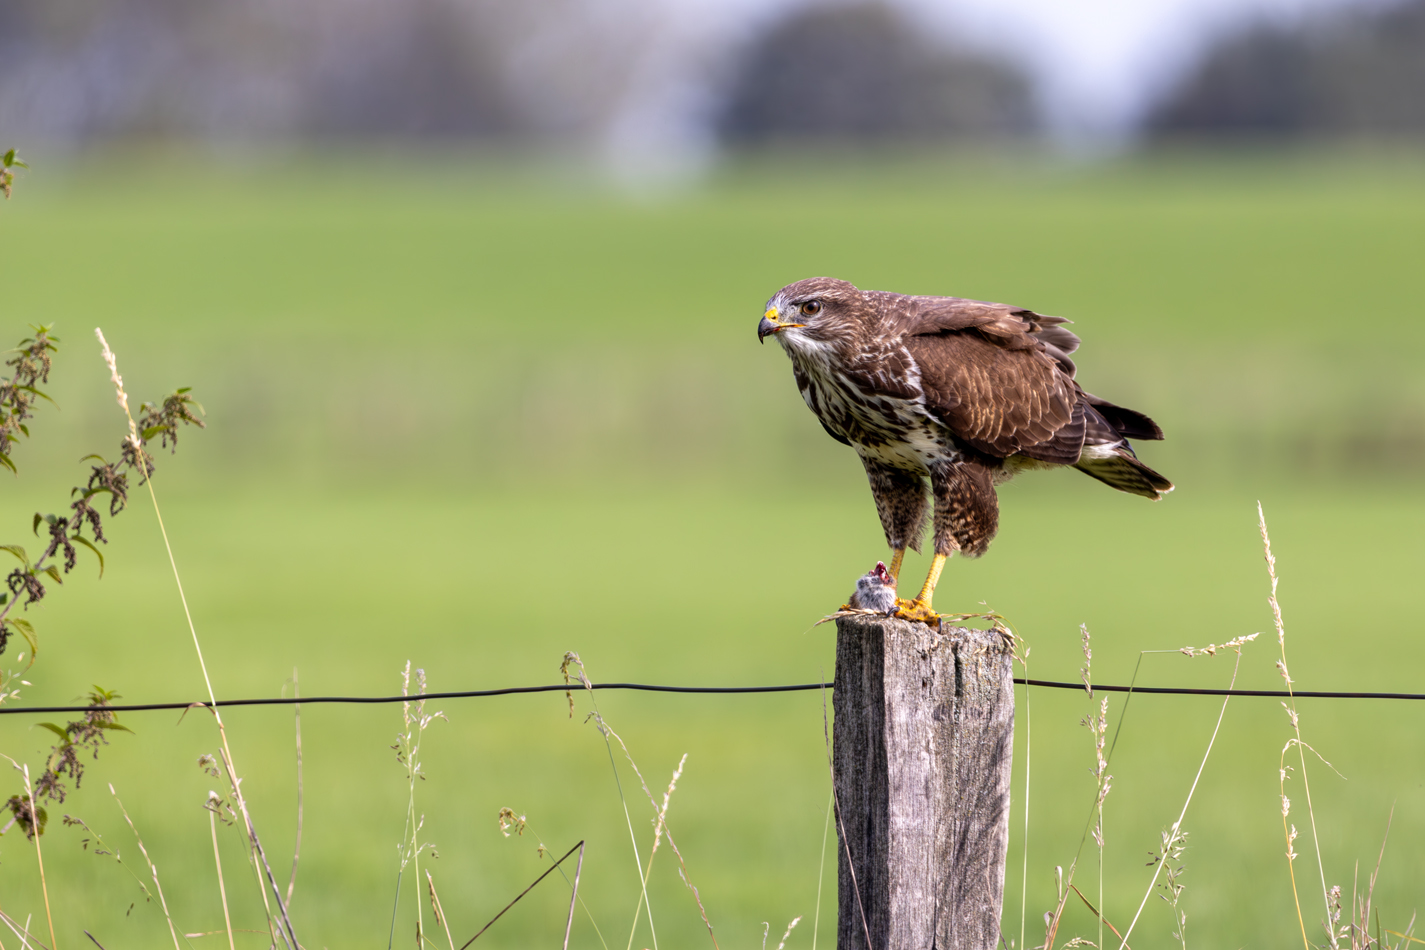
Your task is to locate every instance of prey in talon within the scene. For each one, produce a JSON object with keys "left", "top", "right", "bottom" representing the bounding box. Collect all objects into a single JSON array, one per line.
[
  {"left": 845, "top": 561, "right": 898, "bottom": 615},
  {"left": 758, "top": 277, "right": 1172, "bottom": 625}
]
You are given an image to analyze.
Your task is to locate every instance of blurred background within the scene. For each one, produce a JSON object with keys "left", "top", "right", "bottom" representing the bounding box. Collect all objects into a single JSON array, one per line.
[
  {"left": 0, "top": 0, "right": 1423, "bottom": 947},
  {"left": 3, "top": 0, "right": 1425, "bottom": 161}
]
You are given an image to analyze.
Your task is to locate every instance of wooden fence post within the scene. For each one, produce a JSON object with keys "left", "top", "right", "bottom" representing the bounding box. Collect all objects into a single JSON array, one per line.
[{"left": 833, "top": 616, "right": 1015, "bottom": 950}]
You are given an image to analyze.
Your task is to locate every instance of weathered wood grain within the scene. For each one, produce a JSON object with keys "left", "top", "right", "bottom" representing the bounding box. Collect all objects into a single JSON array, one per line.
[{"left": 833, "top": 616, "right": 1015, "bottom": 950}]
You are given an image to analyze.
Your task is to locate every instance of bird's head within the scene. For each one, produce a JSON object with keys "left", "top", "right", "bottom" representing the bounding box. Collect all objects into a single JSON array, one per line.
[
  {"left": 758, "top": 277, "right": 863, "bottom": 349},
  {"left": 871, "top": 560, "right": 895, "bottom": 587}
]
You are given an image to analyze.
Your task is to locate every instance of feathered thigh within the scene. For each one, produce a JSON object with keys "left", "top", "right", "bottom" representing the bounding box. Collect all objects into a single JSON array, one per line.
[{"left": 860, "top": 458, "right": 930, "bottom": 554}]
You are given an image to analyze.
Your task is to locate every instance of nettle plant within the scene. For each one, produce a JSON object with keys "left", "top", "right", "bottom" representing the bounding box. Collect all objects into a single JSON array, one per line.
[
  {"left": 0, "top": 148, "right": 26, "bottom": 200},
  {"left": 0, "top": 326, "right": 203, "bottom": 838}
]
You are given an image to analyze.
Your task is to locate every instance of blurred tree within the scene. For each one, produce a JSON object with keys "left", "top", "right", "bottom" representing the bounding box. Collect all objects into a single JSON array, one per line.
[
  {"left": 1146, "top": 0, "right": 1425, "bottom": 137},
  {"left": 302, "top": 0, "right": 515, "bottom": 137},
  {"left": 715, "top": 1, "right": 1037, "bottom": 145},
  {"left": 0, "top": 0, "right": 658, "bottom": 144}
]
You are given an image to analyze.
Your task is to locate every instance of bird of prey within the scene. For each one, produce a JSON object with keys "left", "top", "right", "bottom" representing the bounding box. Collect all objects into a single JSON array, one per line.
[{"left": 759, "top": 277, "right": 1171, "bottom": 624}]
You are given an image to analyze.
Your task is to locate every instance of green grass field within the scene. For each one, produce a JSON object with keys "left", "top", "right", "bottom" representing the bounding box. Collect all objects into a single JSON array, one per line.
[{"left": 0, "top": 150, "right": 1423, "bottom": 948}]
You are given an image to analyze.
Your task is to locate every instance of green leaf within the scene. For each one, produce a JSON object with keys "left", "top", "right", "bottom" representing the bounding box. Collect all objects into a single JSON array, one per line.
[
  {"left": 140, "top": 425, "right": 167, "bottom": 441},
  {"left": 0, "top": 544, "right": 28, "bottom": 566},
  {"left": 0, "top": 453, "right": 15, "bottom": 475},
  {"left": 176, "top": 387, "right": 191, "bottom": 394},
  {"left": 79, "top": 454, "right": 109, "bottom": 464},
  {"left": 95, "top": 722, "right": 134, "bottom": 734},
  {"left": 15, "top": 386, "right": 55, "bottom": 406},
  {"left": 31, "top": 513, "right": 41, "bottom": 535},
  {"left": 2, "top": 149, "right": 13, "bottom": 165},
  {"left": 34, "top": 722, "right": 69, "bottom": 742},
  {"left": 73, "top": 537, "right": 104, "bottom": 578},
  {"left": 7, "top": 617, "right": 37, "bottom": 663},
  {"left": 41, "top": 564, "right": 62, "bottom": 584},
  {"left": 43, "top": 514, "right": 57, "bottom": 526}
]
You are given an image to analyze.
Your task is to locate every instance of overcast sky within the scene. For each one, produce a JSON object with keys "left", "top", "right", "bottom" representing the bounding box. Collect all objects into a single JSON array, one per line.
[
  {"left": 658, "top": 0, "right": 1376, "bottom": 138},
  {"left": 920, "top": 0, "right": 1377, "bottom": 132}
]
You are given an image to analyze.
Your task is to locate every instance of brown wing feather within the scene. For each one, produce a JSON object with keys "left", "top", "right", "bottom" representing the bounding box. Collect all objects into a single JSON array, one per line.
[
  {"left": 904, "top": 327, "right": 1079, "bottom": 459},
  {"left": 885, "top": 294, "right": 1082, "bottom": 370},
  {"left": 888, "top": 295, "right": 1034, "bottom": 342}
]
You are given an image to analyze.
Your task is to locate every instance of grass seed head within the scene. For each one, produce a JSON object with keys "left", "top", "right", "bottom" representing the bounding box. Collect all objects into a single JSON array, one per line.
[
  {"left": 1181, "top": 632, "right": 1259, "bottom": 657},
  {"left": 1079, "top": 624, "right": 1092, "bottom": 695},
  {"left": 497, "top": 807, "right": 526, "bottom": 837}
]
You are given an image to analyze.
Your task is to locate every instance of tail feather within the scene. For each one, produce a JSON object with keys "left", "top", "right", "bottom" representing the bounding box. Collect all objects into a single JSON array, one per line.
[
  {"left": 1074, "top": 448, "right": 1174, "bottom": 500},
  {"left": 1081, "top": 392, "right": 1164, "bottom": 441}
]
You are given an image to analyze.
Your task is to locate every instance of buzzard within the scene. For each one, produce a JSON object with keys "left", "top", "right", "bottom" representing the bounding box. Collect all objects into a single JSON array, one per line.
[{"left": 759, "top": 277, "right": 1171, "bottom": 623}]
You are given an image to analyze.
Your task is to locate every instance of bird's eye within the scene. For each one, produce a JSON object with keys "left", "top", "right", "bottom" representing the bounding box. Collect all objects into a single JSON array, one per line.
[{"left": 800, "top": 301, "right": 822, "bottom": 316}]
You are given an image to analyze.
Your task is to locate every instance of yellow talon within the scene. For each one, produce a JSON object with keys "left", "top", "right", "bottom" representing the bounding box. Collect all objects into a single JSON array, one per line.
[
  {"left": 887, "top": 548, "right": 905, "bottom": 581},
  {"left": 892, "top": 553, "right": 949, "bottom": 626},
  {"left": 893, "top": 599, "right": 940, "bottom": 624}
]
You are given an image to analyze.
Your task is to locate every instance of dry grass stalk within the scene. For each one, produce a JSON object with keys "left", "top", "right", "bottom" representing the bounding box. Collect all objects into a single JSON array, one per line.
[
  {"left": 215, "top": 744, "right": 289, "bottom": 949},
  {"left": 811, "top": 789, "right": 832, "bottom": 950},
  {"left": 1080, "top": 625, "right": 1092, "bottom": 698},
  {"left": 0, "top": 907, "right": 43, "bottom": 949},
  {"left": 600, "top": 716, "right": 699, "bottom": 949},
  {"left": 1010, "top": 627, "right": 1034, "bottom": 950},
  {"left": 458, "top": 840, "right": 586, "bottom": 947},
  {"left": 1085, "top": 690, "right": 1111, "bottom": 950},
  {"left": 1040, "top": 862, "right": 1075, "bottom": 950},
  {"left": 55, "top": 813, "right": 168, "bottom": 924},
  {"left": 761, "top": 917, "right": 802, "bottom": 950},
  {"left": 498, "top": 809, "right": 610, "bottom": 950},
  {"left": 285, "top": 668, "right": 303, "bottom": 909},
  {"left": 1315, "top": 809, "right": 1402, "bottom": 950},
  {"left": 581, "top": 655, "right": 717, "bottom": 948},
  {"left": 0, "top": 754, "right": 57, "bottom": 948},
  {"left": 1065, "top": 884, "right": 1130, "bottom": 949},
  {"left": 1117, "top": 627, "right": 1254, "bottom": 949},
  {"left": 820, "top": 682, "right": 873, "bottom": 950},
  {"left": 563, "top": 652, "right": 676, "bottom": 950},
  {"left": 110, "top": 785, "right": 181, "bottom": 950},
  {"left": 1260, "top": 502, "right": 1334, "bottom": 950},
  {"left": 426, "top": 870, "right": 456, "bottom": 950},
  {"left": 1052, "top": 625, "right": 1110, "bottom": 950},
  {"left": 1158, "top": 832, "right": 1188, "bottom": 950},
  {"left": 562, "top": 842, "right": 586, "bottom": 950},
  {"left": 16, "top": 763, "right": 54, "bottom": 950},
  {"left": 390, "top": 662, "right": 445, "bottom": 950},
  {"left": 95, "top": 329, "right": 296, "bottom": 949},
  {"left": 208, "top": 808, "right": 235, "bottom": 950}
]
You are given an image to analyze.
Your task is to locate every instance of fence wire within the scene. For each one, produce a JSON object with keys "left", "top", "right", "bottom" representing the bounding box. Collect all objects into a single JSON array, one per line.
[{"left": 2, "top": 677, "right": 1424, "bottom": 717}]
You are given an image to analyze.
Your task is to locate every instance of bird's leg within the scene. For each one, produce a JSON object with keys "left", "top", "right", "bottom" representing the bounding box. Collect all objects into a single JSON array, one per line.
[
  {"left": 916, "top": 553, "right": 947, "bottom": 604},
  {"left": 887, "top": 548, "right": 905, "bottom": 582},
  {"left": 895, "top": 553, "right": 947, "bottom": 625}
]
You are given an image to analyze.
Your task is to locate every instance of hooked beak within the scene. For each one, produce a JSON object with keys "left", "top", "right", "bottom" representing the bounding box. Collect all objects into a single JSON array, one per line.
[{"left": 758, "top": 307, "right": 803, "bottom": 343}]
